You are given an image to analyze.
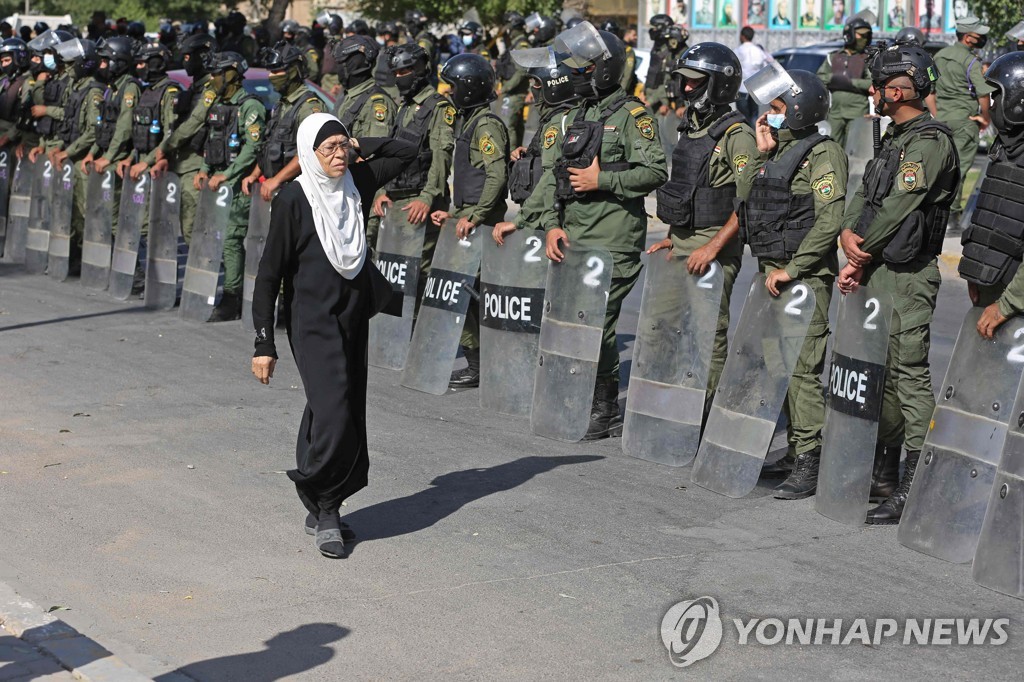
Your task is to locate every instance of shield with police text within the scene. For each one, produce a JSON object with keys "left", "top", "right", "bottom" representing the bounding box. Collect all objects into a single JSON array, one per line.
[
  {"left": 844, "top": 117, "right": 877, "bottom": 206},
  {"left": 368, "top": 211, "right": 425, "bottom": 370},
  {"left": 401, "top": 221, "right": 482, "bottom": 394},
  {"left": 691, "top": 275, "right": 816, "bottom": 497},
  {"left": 622, "top": 255, "right": 724, "bottom": 466},
  {"left": 242, "top": 184, "right": 273, "bottom": 329},
  {"left": 25, "top": 156, "right": 54, "bottom": 274},
  {"left": 145, "top": 172, "right": 182, "bottom": 310},
  {"left": 47, "top": 161, "right": 74, "bottom": 281},
  {"left": 479, "top": 229, "right": 547, "bottom": 416},
  {"left": 898, "top": 308, "right": 1024, "bottom": 563},
  {"left": 180, "top": 185, "right": 231, "bottom": 322},
  {"left": 80, "top": 169, "right": 116, "bottom": 290},
  {"left": 531, "top": 245, "right": 613, "bottom": 442},
  {"left": 972, "top": 372, "right": 1024, "bottom": 599},
  {"left": 0, "top": 153, "right": 30, "bottom": 264},
  {"left": 0, "top": 145, "right": 12, "bottom": 258},
  {"left": 108, "top": 173, "right": 149, "bottom": 300},
  {"left": 815, "top": 287, "right": 893, "bottom": 525}
]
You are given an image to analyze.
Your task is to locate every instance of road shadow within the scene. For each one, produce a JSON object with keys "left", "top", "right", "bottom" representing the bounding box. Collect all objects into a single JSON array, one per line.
[
  {"left": 0, "top": 307, "right": 153, "bottom": 333},
  {"left": 154, "top": 623, "right": 349, "bottom": 682},
  {"left": 344, "top": 455, "right": 603, "bottom": 550},
  {"left": 0, "top": 633, "right": 71, "bottom": 681}
]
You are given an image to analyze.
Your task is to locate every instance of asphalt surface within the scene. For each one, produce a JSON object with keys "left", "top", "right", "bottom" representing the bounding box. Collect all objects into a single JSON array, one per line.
[{"left": 3, "top": 205, "right": 1022, "bottom": 680}]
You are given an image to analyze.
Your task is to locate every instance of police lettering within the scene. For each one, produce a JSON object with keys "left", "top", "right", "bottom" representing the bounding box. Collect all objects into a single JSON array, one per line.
[
  {"left": 484, "top": 292, "right": 531, "bottom": 322},
  {"left": 376, "top": 258, "right": 407, "bottom": 287},
  {"left": 830, "top": 364, "right": 867, "bottom": 404},
  {"left": 424, "top": 275, "right": 463, "bottom": 303},
  {"left": 546, "top": 75, "right": 569, "bottom": 88}
]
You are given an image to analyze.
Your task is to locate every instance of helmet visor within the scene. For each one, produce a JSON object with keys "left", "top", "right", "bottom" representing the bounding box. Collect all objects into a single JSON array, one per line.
[
  {"left": 524, "top": 13, "right": 544, "bottom": 33},
  {"left": 745, "top": 62, "right": 800, "bottom": 106},
  {"left": 512, "top": 46, "right": 556, "bottom": 69},
  {"left": 56, "top": 38, "right": 86, "bottom": 62},
  {"left": 1007, "top": 20, "right": 1024, "bottom": 42},
  {"left": 27, "top": 29, "right": 61, "bottom": 52},
  {"left": 554, "top": 22, "right": 609, "bottom": 69}
]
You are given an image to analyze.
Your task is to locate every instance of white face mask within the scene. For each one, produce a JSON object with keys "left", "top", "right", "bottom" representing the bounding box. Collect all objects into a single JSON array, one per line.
[
  {"left": 376, "top": 37, "right": 385, "bottom": 46},
  {"left": 461, "top": 35, "right": 474, "bottom": 47},
  {"left": 43, "top": 53, "right": 57, "bottom": 70},
  {"left": 766, "top": 113, "right": 787, "bottom": 129}
]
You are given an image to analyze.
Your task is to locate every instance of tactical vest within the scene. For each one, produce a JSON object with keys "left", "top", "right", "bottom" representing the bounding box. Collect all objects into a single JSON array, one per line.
[
  {"left": 335, "top": 84, "right": 385, "bottom": 132},
  {"left": 0, "top": 75, "right": 26, "bottom": 124},
  {"left": 829, "top": 52, "right": 867, "bottom": 93},
  {"left": 59, "top": 81, "right": 100, "bottom": 145},
  {"left": 509, "top": 105, "right": 569, "bottom": 204},
  {"left": 203, "top": 93, "right": 258, "bottom": 170},
  {"left": 959, "top": 147, "right": 1024, "bottom": 286},
  {"left": 496, "top": 47, "right": 519, "bottom": 82},
  {"left": 855, "top": 120, "right": 959, "bottom": 264},
  {"left": 742, "top": 133, "right": 827, "bottom": 260},
  {"left": 261, "top": 89, "right": 317, "bottom": 178},
  {"left": 94, "top": 84, "right": 124, "bottom": 151},
  {"left": 36, "top": 74, "right": 69, "bottom": 137},
  {"left": 554, "top": 95, "right": 637, "bottom": 204},
  {"left": 656, "top": 109, "right": 744, "bottom": 229},
  {"left": 130, "top": 80, "right": 180, "bottom": 154},
  {"left": 453, "top": 111, "right": 508, "bottom": 209},
  {"left": 646, "top": 49, "right": 667, "bottom": 91},
  {"left": 174, "top": 85, "right": 195, "bottom": 120},
  {"left": 386, "top": 93, "right": 446, "bottom": 198}
]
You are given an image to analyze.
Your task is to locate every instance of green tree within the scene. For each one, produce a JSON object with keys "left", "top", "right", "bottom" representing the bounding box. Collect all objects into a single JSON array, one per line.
[
  {"left": 30, "top": 0, "right": 226, "bottom": 31},
  {"left": 970, "top": 0, "right": 1024, "bottom": 47}
]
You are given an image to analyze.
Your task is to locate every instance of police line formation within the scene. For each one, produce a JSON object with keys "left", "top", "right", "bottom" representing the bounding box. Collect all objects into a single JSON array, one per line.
[{"left": 1, "top": 11, "right": 1024, "bottom": 599}]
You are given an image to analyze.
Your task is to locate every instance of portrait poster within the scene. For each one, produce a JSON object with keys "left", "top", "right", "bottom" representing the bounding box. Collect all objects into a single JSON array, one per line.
[
  {"left": 918, "top": 0, "right": 942, "bottom": 30},
  {"left": 769, "top": 0, "right": 795, "bottom": 28},
  {"left": 944, "top": 0, "right": 970, "bottom": 33},
  {"left": 744, "top": 0, "right": 769, "bottom": 27},
  {"left": 693, "top": 0, "right": 716, "bottom": 27},
  {"left": 718, "top": 0, "right": 740, "bottom": 27},
  {"left": 825, "top": 0, "right": 850, "bottom": 29},
  {"left": 883, "top": 0, "right": 912, "bottom": 31},
  {"left": 798, "top": 0, "right": 823, "bottom": 28}
]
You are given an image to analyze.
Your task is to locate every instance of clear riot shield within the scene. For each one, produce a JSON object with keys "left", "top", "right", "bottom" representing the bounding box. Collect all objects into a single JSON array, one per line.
[
  {"left": 80, "top": 169, "right": 116, "bottom": 290},
  {"left": 368, "top": 211, "right": 426, "bottom": 370},
  {"left": 241, "top": 184, "right": 273, "bottom": 330},
  {"left": 972, "top": 372, "right": 1024, "bottom": 599},
  {"left": 479, "top": 229, "right": 547, "bottom": 417},
  {"left": 959, "top": 154, "right": 988, "bottom": 232},
  {"left": 145, "top": 172, "right": 181, "bottom": 310},
  {"left": 180, "top": 185, "right": 231, "bottom": 322},
  {"left": 531, "top": 245, "right": 613, "bottom": 442},
  {"left": 25, "top": 156, "right": 54, "bottom": 274},
  {"left": 0, "top": 145, "right": 12, "bottom": 258},
  {"left": 691, "top": 275, "right": 816, "bottom": 497},
  {"left": 898, "top": 309, "right": 1024, "bottom": 563},
  {"left": 1, "top": 156, "right": 32, "bottom": 264},
  {"left": 47, "top": 161, "right": 74, "bottom": 281},
  {"left": 622, "top": 255, "right": 723, "bottom": 467},
  {"left": 845, "top": 117, "right": 876, "bottom": 207},
  {"left": 108, "top": 173, "right": 149, "bottom": 300},
  {"left": 815, "top": 287, "right": 893, "bottom": 525},
  {"left": 401, "top": 221, "right": 482, "bottom": 395}
]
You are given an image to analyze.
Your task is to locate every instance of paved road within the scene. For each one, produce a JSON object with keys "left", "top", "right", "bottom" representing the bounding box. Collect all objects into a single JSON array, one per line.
[{"left": 0, "top": 227, "right": 1019, "bottom": 680}]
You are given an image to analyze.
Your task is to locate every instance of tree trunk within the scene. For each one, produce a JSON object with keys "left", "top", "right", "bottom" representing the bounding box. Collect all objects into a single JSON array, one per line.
[{"left": 263, "top": 0, "right": 291, "bottom": 43}]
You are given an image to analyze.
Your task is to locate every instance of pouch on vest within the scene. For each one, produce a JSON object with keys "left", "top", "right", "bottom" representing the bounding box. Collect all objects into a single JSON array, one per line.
[
  {"left": 554, "top": 120, "right": 603, "bottom": 202},
  {"left": 882, "top": 210, "right": 925, "bottom": 264}
]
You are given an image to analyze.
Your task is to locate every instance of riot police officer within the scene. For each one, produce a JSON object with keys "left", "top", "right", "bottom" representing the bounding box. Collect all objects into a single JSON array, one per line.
[
  {"left": 642, "top": 14, "right": 674, "bottom": 109},
  {"left": 146, "top": 32, "right": 216, "bottom": 244},
  {"left": 895, "top": 26, "right": 926, "bottom": 46},
  {"left": 370, "top": 44, "right": 454, "bottom": 273},
  {"left": 1007, "top": 20, "right": 1024, "bottom": 51},
  {"left": 524, "top": 13, "right": 557, "bottom": 47},
  {"left": 194, "top": 52, "right": 265, "bottom": 322},
  {"left": 838, "top": 44, "right": 960, "bottom": 524},
  {"left": 404, "top": 9, "right": 437, "bottom": 57},
  {"left": 241, "top": 42, "right": 325, "bottom": 201},
  {"left": 118, "top": 44, "right": 181, "bottom": 182},
  {"left": 647, "top": 42, "right": 758, "bottom": 423},
  {"left": 816, "top": 16, "right": 872, "bottom": 147},
  {"left": 430, "top": 53, "right": 510, "bottom": 389},
  {"left": 281, "top": 20, "right": 320, "bottom": 84},
  {"left": 958, "top": 52, "right": 1024, "bottom": 339},
  {"left": 317, "top": 11, "right": 344, "bottom": 96},
  {"left": 496, "top": 11, "right": 532, "bottom": 149},
  {"left": 27, "top": 29, "right": 74, "bottom": 162},
  {"left": 218, "top": 11, "right": 256, "bottom": 65},
  {"left": 457, "top": 22, "right": 487, "bottom": 56},
  {"left": 372, "top": 22, "right": 401, "bottom": 102},
  {"left": 744, "top": 68, "right": 848, "bottom": 499},
  {"left": 0, "top": 38, "right": 32, "bottom": 150},
  {"left": 332, "top": 35, "right": 394, "bottom": 138},
  {"left": 536, "top": 25, "right": 668, "bottom": 439}
]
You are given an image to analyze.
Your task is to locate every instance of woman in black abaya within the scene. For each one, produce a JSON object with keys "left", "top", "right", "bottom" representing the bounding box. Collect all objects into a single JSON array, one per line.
[{"left": 251, "top": 114, "right": 415, "bottom": 558}]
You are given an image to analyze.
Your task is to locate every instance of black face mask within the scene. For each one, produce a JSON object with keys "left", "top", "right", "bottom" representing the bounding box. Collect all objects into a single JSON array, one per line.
[
  {"left": 29, "top": 60, "right": 45, "bottom": 77},
  {"left": 1, "top": 61, "right": 17, "bottom": 77},
  {"left": 183, "top": 53, "right": 206, "bottom": 78},
  {"left": 570, "top": 69, "right": 598, "bottom": 100},
  {"left": 74, "top": 61, "right": 93, "bottom": 79},
  {"left": 395, "top": 72, "right": 423, "bottom": 100},
  {"left": 972, "top": 35, "right": 988, "bottom": 50}
]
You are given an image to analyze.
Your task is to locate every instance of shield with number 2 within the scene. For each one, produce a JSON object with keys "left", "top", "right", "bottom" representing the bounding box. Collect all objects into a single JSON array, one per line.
[
  {"left": 815, "top": 287, "right": 893, "bottom": 525},
  {"left": 242, "top": 184, "right": 274, "bottom": 330},
  {"left": 401, "top": 221, "right": 482, "bottom": 395},
  {"left": 479, "top": 229, "right": 547, "bottom": 417},
  {"left": 47, "top": 161, "right": 74, "bottom": 281},
  {"left": 622, "top": 254, "right": 723, "bottom": 467},
  {"left": 368, "top": 211, "right": 426, "bottom": 370},
  {"left": 109, "top": 173, "right": 149, "bottom": 300},
  {"left": 0, "top": 145, "right": 13, "bottom": 258},
  {"left": 181, "top": 185, "right": 232, "bottom": 322},
  {"left": 531, "top": 245, "right": 613, "bottom": 442},
  {"left": 24, "top": 156, "right": 53, "bottom": 274},
  {"left": 80, "top": 169, "right": 116, "bottom": 290},
  {"left": 898, "top": 308, "right": 1024, "bottom": 563},
  {"left": 691, "top": 275, "right": 816, "bottom": 497},
  {"left": 145, "top": 172, "right": 181, "bottom": 310},
  {"left": 1, "top": 156, "right": 33, "bottom": 264}
]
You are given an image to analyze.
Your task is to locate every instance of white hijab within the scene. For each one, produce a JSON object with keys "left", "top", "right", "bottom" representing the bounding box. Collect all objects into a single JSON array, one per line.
[{"left": 296, "top": 113, "right": 365, "bottom": 279}]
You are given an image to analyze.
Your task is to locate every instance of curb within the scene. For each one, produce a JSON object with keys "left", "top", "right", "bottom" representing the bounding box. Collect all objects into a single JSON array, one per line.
[{"left": 0, "top": 581, "right": 152, "bottom": 682}]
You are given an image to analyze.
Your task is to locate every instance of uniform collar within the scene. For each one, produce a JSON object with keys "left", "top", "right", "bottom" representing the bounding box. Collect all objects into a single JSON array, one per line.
[
  {"left": 343, "top": 78, "right": 373, "bottom": 97},
  {"left": 412, "top": 85, "right": 437, "bottom": 104},
  {"left": 891, "top": 110, "right": 932, "bottom": 136}
]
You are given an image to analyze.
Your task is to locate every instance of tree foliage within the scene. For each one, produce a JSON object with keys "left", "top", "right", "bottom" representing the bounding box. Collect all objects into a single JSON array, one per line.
[
  {"left": 354, "top": 0, "right": 563, "bottom": 27},
  {"left": 970, "top": 0, "right": 1024, "bottom": 47},
  {"left": 25, "top": 0, "right": 228, "bottom": 30}
]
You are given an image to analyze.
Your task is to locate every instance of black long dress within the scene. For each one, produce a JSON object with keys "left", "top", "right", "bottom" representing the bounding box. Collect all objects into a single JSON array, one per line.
[{"left": 252, "top": 137, "right": 417, "bottom": 516}]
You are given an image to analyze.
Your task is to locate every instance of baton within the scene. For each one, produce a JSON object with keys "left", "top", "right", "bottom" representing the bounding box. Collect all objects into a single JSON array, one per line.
[{"left": 872, "top": 116, "right": 881, "bottom": 159}]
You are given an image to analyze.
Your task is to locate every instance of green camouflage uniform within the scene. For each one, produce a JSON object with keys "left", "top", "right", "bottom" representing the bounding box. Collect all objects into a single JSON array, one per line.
[{"left": 816, "top": 48, "right": 871, "bottom": 147}]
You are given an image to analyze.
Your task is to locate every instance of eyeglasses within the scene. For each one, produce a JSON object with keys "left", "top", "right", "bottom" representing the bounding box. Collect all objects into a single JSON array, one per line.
[{"left": 314, "top": 141, "right": 351, "bottom": 157}]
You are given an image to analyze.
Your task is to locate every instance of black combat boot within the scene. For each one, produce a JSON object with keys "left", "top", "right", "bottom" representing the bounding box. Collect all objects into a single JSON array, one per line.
[
  {"left": 448, "top": 347, "right": 480, "bottom": 388},
  {"left": 869, "top": 443, "right": 901, "bottom": 502},
  {"left": 582, "top": 378, "right": 622, "bottom": 441},
  {"left": 130, "top": 263, "right": 146, "bottom": 297},
  {"left": 761, "top": 452, "right": 795, "bottom": 477},
  {"left": 208, "top": 291, "right": 242, "bottom": 322},
  {"left": 773, "top": 448, "right": 821, "bottom": 500},
  {"left": 866, "top": 450, "right": 920, "bottom": 524}
]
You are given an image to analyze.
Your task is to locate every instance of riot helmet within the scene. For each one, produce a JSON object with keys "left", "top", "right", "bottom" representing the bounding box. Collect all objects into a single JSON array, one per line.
[
  {"left": 745, "top": 62, "right": 828, "bottom": 128},
  {"left": 869, "top": 43, "right": 939, "bottom": 98},
  {"left": 525, "top": 13, "right": 557, "bottom": 46},
  {"left": 648, "top": 14, "right": 672, "bottom": 42},
  {"left": 599, "top": 20, "right": 623, "bottom": 39},
  {"left": 347, "top": 19, "right": 370, "bottom": 37},
  {"left": 134, "top": 43, "right": 171, "bottom": 83},
  {"left": 71, "top": 39, "right": 100, "bottom": 78},
  {"left": 224, "top": 11, "right": 246, "bottom": 35},
  {"left": 96, "top": 36, "right": 134, "bottom": 80},
  {"left": 126, "top": 21, "right": 146, "bottom": 42},
  {"left": 333, "top": 35, "right": 378, "bottom": 88},
  {"left": 984, "top": 52, "right": 1024, "bottom": 130},
  {"left": 895, "top": 26, "right": 925, "bottom": 46},
  {"left": 440, "top": 52, "right": 496, "bottom": 110},
  {"left": 405, "top": 10, "right": 429, "bottom": 34},
  {"left": 1006, "top": 20, "right": 1024, "bottom": 50},
  {"left": 503, "top": 11, "right": 526, "bottom": 32},
  {"left": 565, "top": 16, "right": 585, "bottom": 30},
  {"left": 665, "top": 25, "right": 689, "bottom": 51},
  {"left": 280, "top": 20, "right": 300, "bottom": 42},
  {"left": 556, "top": 23, "right": 623, "bottom": 100},
  {"left": 207, "top": 50, "right": 247, "bottom": 96},
  {"left": 0, "top": 37, "right": 28, "bottom": 76},
  {"left": 458, "top": 21, "right": 485, "bottom": 50},
  {"left": 526, "top": 58, "right": 576, "bottom": 106},
  {"left": 673, "top": 42, "right": 742, "bottom": 112},
  {"left": 843, "top": 17, "right": 873, "bottom": 51},
  {"left": 180, "top": 32, "right": 215, "bottom": 78},
  {"left": 388, "top": 43, "right": 431, "bottom": 101}
]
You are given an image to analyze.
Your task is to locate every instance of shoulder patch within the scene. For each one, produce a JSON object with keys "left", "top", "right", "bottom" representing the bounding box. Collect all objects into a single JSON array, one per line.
[
  {"left": 812, "top": 172, "right": 837, "bottom": 201},
  {"left": 123, "top": 93, "right": 134, "bottom": 108},
  {"left": 898, "top": 161, "right": 921, "bottom": 191},
  {"left": 480, "top": 134, "right": 496, "bottom": 155},
  {"left": 203, "top": 90, "right": 216, "bottom": 106},
  {"left": 444, "top": 105, "right": 455, "bottom": 126},
  {"left": 247, "top": 123, "right": 261, "bottom": 142},
  {"left": 636, "top": 115, "right": 655, "bottom": 140},
  {"left": 543, "top": 126, "right": 558, "bottom": 149},
  {"left": 733, "top": 154, "right": 749, "bottom": 173},
  {"left": 373, "top": 101, "right": 387, "bottom": 121}
]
